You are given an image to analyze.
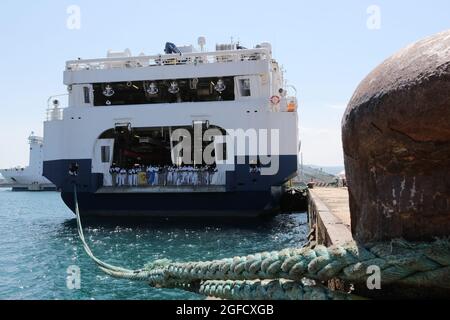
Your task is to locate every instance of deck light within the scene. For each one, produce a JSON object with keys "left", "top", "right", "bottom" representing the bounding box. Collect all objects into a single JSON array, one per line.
[
  {"left": 103, "top": 84, "right": 115, "bottom": 97},
  {"left": 146, "top": 82, "right": 159, "bottom": 95},
  {"left": 168, "top": 81, "right": 180, "bottom": 94},
  {"left": 214, "top": 79, "right": 226, "bottom": 93}
]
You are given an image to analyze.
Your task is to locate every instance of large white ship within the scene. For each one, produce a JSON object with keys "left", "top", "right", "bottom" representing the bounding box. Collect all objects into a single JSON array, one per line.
[
  {"left": 43, "top": 39, "right": 300, "bottom": 217},
  {"left": 0, "top": 134, "right": 56, "bottom": 191}
]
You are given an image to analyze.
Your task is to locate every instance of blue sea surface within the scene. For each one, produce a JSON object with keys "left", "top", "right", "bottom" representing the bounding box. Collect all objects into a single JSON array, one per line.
[{"left": 0, "top": 188, "right": 308, "bottom": 300}]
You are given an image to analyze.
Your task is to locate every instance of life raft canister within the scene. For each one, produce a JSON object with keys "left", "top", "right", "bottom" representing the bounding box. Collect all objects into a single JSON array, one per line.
[{"left": 270, "top": 95, "right": 281, "bottom": 105}]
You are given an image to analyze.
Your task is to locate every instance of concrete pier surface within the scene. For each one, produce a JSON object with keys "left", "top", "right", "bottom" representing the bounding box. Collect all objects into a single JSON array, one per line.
[{"left": 308, "top": 187, "right": 353, "bottom": 247}]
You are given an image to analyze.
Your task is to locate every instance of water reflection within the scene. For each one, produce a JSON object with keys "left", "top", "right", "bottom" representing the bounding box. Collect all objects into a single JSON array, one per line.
[{"left": 0, "top": 190, "right": 308, "bottom": 300}]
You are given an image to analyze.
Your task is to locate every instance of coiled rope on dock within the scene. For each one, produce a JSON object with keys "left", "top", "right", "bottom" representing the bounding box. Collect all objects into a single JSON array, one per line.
[{"left": 73, "top": 185, "right": 450, "bottom": 300}]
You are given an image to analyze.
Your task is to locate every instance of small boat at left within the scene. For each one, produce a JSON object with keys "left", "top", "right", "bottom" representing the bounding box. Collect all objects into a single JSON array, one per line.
[{"left": 0, "top": 133, "right": 56, "bottom": 191}]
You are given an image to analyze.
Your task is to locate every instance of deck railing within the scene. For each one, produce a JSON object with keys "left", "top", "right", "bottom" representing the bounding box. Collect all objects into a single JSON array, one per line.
[
  {"left": 45, "top": 94, "right": 68, "bottom": 121},
  {"left": 66, "top": 48, "right": 270, "bottom": 71},
  {"left": 110, "top": 170, "right": 226, "bottom": 188},
  {"left": 46, "top": 107, "right": 63, "bottom": 121}
]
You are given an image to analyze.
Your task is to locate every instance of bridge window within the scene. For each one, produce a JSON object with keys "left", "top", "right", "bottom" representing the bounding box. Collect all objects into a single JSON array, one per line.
[
  {"left": 93, "top": 77, "right": 235, "bottom": 107},
  {"left": 238, "top": 79, "right": 251, "bottom": 97},
  {"left": 83, "top": 87, "right": 90, "bottom": 104}
]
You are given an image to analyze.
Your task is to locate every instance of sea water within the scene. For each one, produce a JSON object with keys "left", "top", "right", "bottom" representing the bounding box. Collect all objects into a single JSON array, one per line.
[{"left": 0, "top": 188, "right": 308, "bottom": 300}]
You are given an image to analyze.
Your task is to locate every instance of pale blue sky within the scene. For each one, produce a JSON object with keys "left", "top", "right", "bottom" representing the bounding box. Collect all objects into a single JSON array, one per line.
[{"left": 0, "top": 0, "right": 449, "bottom": 168}]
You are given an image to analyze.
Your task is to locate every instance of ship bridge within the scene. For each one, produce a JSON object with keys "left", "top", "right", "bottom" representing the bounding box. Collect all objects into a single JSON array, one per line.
[{"left": 60, "top": 41, "right": 298, "bottom": 113}]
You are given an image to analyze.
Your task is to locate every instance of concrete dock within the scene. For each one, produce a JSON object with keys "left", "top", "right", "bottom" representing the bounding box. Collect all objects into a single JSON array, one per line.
[{"left": 307, "top": 187, "right": 353, "bottom": 246}]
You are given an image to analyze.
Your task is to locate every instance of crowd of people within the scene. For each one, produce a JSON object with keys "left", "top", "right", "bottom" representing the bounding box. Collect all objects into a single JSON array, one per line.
[{"left": 108, "top": 164, "right": 225, "bottom": 187}]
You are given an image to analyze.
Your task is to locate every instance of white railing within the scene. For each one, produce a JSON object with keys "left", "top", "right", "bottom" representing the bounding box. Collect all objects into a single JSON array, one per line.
[
  {"left": 46, "top": 107, "right": 63, "bottom": 121},
  {"left": 66, "top": 48, "right": 270, "bottom": 71},
  {"left": 46, "top": 94, "right": 68, "bottom": 121}
]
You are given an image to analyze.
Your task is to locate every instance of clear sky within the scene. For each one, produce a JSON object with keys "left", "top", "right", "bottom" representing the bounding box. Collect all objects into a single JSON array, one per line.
[{"left": 0, "top": 0, "right": 449, "bottom": 168}]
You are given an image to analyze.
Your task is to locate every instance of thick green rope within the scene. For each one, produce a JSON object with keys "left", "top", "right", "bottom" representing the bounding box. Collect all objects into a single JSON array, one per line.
[
  {"left": 114, "top": 278, "right": 356, "bottom": 300},
  {"left": 73, "top": 185, "right": 450, "bottom": 299},
  {"left": 198, "top": 280, "right": 354, "bottom": 300},
  {"left": 102, "top": 240, "right": 449, "bottom": 288}
]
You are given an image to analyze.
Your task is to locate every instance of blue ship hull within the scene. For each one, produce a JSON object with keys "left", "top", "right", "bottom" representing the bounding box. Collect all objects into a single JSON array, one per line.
[{"left": 61, "top": 190, "right": 281, "bottom": 218}]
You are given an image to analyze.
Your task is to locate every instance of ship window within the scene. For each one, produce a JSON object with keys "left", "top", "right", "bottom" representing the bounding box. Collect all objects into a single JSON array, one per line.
[
  {"left": 83, "top": 87, "right": 90, "bottom": 103},
  {"left": 239, "top": 79, "right": 251, "bottom": 97},
  {"left": 93, "top": 77, "right": 235, "bottom": 106},
  {"left": 101, "top": 146, "right": 110, "bottom": 163}
]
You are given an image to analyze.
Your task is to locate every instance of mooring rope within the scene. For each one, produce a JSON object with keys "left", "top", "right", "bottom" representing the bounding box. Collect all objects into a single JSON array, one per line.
[
  {"left": 99, "top": 240, "right": 450, "bottom": 289},
  {"left": 74, "top": 185, "right": 136, "bottom": 275},
  {"left": 73, "top": 185, "right": 450, "bottom": 299},
  {"left": 198, "top": 280, "right": 354, "bottom": 300}
]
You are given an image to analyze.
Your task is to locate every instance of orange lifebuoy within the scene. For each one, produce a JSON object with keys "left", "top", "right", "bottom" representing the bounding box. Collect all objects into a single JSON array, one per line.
[
  {"left": 270, "top": 96, "right": 281, "bottom": 105},
  {"left": 287, "top": 102, "right": 297, "bottom": 112}
]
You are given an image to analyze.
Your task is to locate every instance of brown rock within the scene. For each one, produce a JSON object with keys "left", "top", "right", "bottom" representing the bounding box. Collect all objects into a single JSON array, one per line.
[{"left": 342, "top": 30, "right": 450, "bottom": 243}]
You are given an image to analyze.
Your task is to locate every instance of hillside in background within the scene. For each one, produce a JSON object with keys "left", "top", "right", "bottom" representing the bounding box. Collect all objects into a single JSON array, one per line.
[
  {"left": 297, "top": 165, "right": 341, "bottom": 184},
  {"left": 305, "top": 165, "right": 345, "bottom": 176}
]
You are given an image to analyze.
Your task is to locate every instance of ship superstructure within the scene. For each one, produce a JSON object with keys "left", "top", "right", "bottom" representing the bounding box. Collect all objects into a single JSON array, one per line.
[{"left": 43, "top": 39, "right": 300, "bottom": 217}]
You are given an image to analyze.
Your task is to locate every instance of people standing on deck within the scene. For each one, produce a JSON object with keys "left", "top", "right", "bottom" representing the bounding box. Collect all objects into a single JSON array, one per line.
[
  {"left": 110, "top": 164, "right": 227, "bottom": 187},
  {"left": 210, "top": 165, "right": 219, "bottom": 185},
  {"left": 109, "top": 164, "right": 118, "bottom": 187},
  {"left": 146, "top": 165, "right": 158, "bottom": 186},
  {"left": 136, "top": 165, "right": 146, "bottom": 186},
  {"left": 191, "top": 166, "right": 198, "bottom": 186},
  {"left": 132, "top": 165, "right": 139, "bottom": 186},
  {"left": 119, "top": 168, "right": 127, "bottom": 186},
  {"left": 146, "top": 166, "right": 152, "bottom": 185},
  {"left": 162, "top": 166, "right": 169, "bottom": 186},
  {"left": 167, "top": 166, "right": 173, "bottom": 185},
  {"left": 202, "top": 166, "right": 209, "bottom": 186},
  {"left": 178, "top": 167, "right": 186, "bottom": 186},
  {"left": 173, "top": 166, "right": 178, "bottom": 185},
  {"left": 127, "top": 167, "right": 134, "bottom": 186},
  {"left": 172, "top": 166, "right": 179, "bottom": 185},
  {"left": 153, "top": 167, "right": 159, "bottom": 186},
  {"left": 185, "top": 166, "right": 191, "bottom": 185},
  {"left": 114, "top": 166, "right": 120, "bottom": 186}
]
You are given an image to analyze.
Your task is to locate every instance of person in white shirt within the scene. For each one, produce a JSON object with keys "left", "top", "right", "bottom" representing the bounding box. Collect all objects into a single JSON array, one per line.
[
  {"left": 109, "top": 164, "right": 117, "bottom": 187},
  {"left": 167, "top": 167, "right": 173, "bottom": 186},
  {"left": 191, "top": 166, "right": 198, "bottom": 186},
  {"left": 119, "top": 168, "right": 127, "bottom": 186},
  {"left": 173, "top": 166, "right": 178, "bottom": 185},
  {"left": 128, "top": 168, "right": 134, "bottom": 186},
  {"left": 146, "top": 166, "right": 152, "bottom": 185},
  {"left": 177, "top": 167, "right": 183, "bottom": 186},
  {"left": 152, "top": 167, "right": 157, "bottom": 186},
  {"left": 133, "top": 166, "right": 139, "bottom": 186},
  {"left": 115, "top": 166, "right": 120, "bottom": 186}
]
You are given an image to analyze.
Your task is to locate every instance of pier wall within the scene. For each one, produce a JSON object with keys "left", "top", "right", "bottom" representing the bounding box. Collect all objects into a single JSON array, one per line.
[{"left": 307, "top": 187, "right": 353, "bottom": 247}]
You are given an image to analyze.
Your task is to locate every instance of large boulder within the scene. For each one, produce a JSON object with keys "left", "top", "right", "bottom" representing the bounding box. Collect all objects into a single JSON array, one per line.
[{"left": 342, "top": 30, "right": 450, "bottom": 243}]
